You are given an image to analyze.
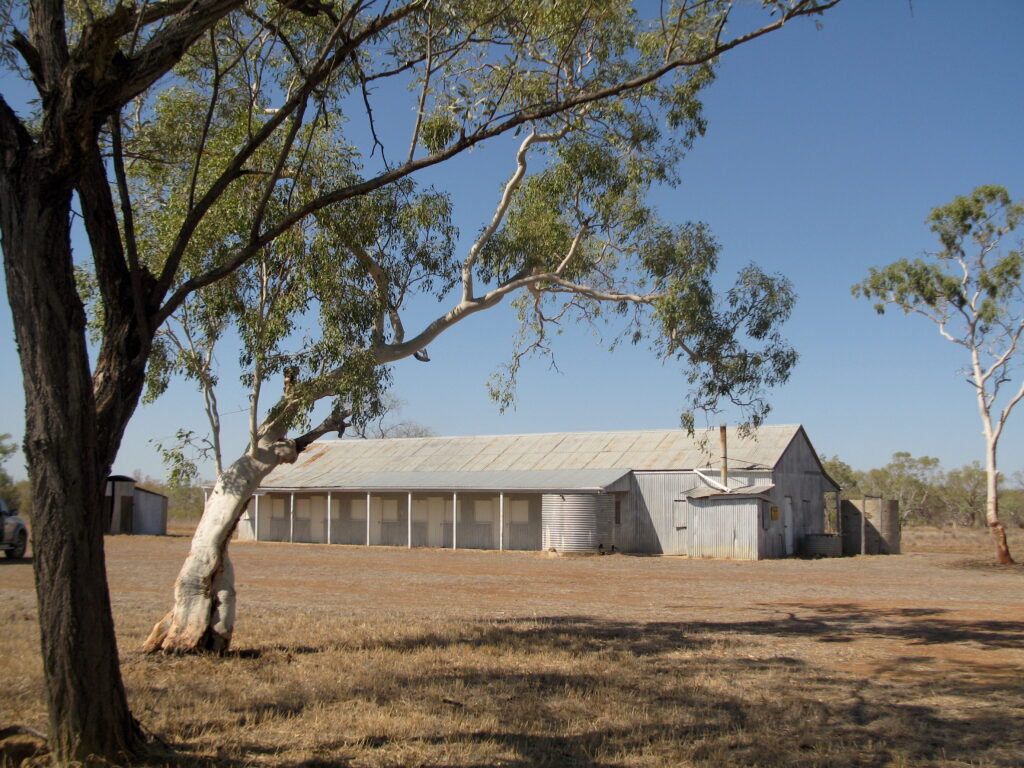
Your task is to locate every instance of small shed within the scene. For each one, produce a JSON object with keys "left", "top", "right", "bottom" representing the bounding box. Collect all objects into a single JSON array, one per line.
[
  {"left": 240, "top": 425, "right": 839, "bottom": 560},
  {"left": 105, "top": 475, "right": 168, "bottom": 535},
  {"left": 682, "top": 486, "right": 778, "bottom": 559}
]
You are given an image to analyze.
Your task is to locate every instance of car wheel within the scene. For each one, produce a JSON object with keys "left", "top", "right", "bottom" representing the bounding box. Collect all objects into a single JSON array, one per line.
[{"left": 5, "top": 530, "right": 26, "bottom": 559}]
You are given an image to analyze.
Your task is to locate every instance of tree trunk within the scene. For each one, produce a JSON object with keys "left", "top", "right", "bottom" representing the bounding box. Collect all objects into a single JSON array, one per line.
[
  {"left": 0, "top": 168, "right": 145, "bottom": 761},
  {"left": 144, "top": 439, "right": 298, "bottom": 653},
  {"left": 984, "top": 442, "right": 1015, "bottom": 564}
]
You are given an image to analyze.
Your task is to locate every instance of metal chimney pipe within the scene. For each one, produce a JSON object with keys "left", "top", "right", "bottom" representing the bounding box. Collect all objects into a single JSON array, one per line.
[{"left": 719, "top": 424, "right": 728, "bottom": 488}]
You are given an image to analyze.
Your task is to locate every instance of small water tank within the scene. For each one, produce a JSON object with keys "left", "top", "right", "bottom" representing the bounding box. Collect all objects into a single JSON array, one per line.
[
  {"left": 803, "top": 533, "right": 841, "bottom": 558},
  {"left": 541, "top": 493, "right": 613, "bottom": 553}
]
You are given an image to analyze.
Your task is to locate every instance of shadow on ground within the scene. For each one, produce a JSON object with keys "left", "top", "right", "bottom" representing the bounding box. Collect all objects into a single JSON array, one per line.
[{"left": 136, "top": 606, "right": 1024, "bottom": 767}]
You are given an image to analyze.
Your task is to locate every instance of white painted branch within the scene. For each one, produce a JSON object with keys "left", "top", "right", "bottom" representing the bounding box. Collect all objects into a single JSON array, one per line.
[
  {"left": 544, "top": 276, "right": 655, "bottom": 304},
  {"left": 460, "top": 125, "right": 569, "bottom": 302},
  {"left": 554, "top": 226, "right": 589, "bottom": 275},
  {"left": 993, "top": 378, "right": 1024, "bottom": 445}
]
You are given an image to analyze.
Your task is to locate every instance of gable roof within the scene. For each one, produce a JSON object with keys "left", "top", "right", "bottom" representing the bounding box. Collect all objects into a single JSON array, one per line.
[{"left": 260, "top": 425, "right": 805, "bottom": 492}]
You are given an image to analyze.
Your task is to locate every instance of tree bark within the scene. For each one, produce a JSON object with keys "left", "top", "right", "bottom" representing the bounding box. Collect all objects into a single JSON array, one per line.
[
  {"left": 144, "top": 439, "right": 298, "bottom": 653},
  {"left": 0, "top": 163, "right": 145, "bottom": 761},
  {"left": 984, "top": 441, "right": 1015, "bottom": 564}
]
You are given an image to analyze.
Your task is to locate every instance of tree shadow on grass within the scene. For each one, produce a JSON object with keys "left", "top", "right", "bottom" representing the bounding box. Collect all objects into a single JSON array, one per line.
[
  {"left": 146, "top": 609, "right": 1024, "bottom": 767},
  {"left": 757, "top": 602, "right": 1024, "bottom": 648},
  {"left": 337, "top": 604, "right": 1024, "bottom": 653}
]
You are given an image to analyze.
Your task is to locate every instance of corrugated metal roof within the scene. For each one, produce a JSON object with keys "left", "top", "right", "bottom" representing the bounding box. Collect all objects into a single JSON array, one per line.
[
  {"left": 261, "top": 425, "right": 803, "bottom": 491},
  {"left": 262, "top": 468, "right": 631, "bottom": 493}
]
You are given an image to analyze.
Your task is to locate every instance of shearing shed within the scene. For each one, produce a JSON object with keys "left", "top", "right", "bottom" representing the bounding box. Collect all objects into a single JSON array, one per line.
[{"left": 237, "top": 425, "right": 839, "bottom": 560}]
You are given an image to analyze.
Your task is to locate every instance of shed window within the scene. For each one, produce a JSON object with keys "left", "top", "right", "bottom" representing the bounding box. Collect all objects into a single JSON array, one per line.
[
  {"left": 271, "top": 498, "right": 286, "bottom": 519},
  {"left": 350, "top": 500, "right": 367, "bottom": 520},
  {"left": 509, "top": 500, "right": 530, "bottom": 524},
  {"left": 411, "top": 500, "right": 428, "bottom": 522},
  {"left": 381, "top": 500, "right": 399, "bottom": 523},
  {"left": 475, "top": 499, "right": 493, "bottom": 522},
  {"left": 673, "top": 500, "right": 688, "bottom": 529},
  {"left": 614, "top": 496, "right": 621, "bottom": 525}
]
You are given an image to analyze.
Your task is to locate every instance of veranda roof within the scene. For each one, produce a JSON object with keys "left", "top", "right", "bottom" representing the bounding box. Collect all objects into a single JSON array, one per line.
[{"left": 260, "top": 468, "right": 632, "bottom": 493}]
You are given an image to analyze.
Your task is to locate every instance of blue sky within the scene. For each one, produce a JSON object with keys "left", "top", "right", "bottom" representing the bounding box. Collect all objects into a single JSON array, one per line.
[{"left": 2, "top": 0, "right": 1023, "bottom": 482}]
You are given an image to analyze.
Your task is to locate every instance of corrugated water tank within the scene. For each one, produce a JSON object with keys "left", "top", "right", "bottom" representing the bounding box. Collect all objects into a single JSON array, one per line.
[
  {"left": 541, "top": 493, "right": 613, "bottom": 553},
  {"left": 802, "top": 533, "right": 841, "bottom": 558}
]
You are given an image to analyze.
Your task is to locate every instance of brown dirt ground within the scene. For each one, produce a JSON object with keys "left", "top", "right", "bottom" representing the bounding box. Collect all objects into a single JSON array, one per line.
[{"left": 1, "top": 526, "right": 1022, "bottom": 766}]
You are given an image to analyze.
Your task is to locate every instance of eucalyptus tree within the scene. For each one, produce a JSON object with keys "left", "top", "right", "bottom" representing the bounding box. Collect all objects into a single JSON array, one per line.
[
  {"left": 941, "top": 462, "right": 988, "bottom": 528},
  {"left": 854, "top": 186, "right": 1024, "bottom": 564},
  {"left": 0, "top": 0, "right": 840, "bottom": 762},
  {"left": 141, "top": 123, "right": 801, "bottom": 654},
  {"left": 859, "top": 451, "right": 943, "bottom": 525}
]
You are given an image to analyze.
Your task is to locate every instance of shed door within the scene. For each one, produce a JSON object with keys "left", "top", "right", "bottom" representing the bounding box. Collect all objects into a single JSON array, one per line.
[{"left": 783, "top": 496, "right": 794, "bottom": 555}]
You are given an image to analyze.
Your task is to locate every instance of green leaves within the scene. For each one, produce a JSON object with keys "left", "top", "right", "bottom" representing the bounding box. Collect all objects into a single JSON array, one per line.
[
  {"left": 854, "top": 186, "right": 1023, "bottom": 329},
  {"left": 660, "top": 256, "right": 798, "bottom": 430}
]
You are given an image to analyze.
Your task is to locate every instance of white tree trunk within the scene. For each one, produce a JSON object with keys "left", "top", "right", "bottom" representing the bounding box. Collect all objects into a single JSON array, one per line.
[
  {"left": 984, "top": 438, "right": 1015, "bottom": 565},
  {"left": 144, "top": 439, "right": 297, "bottom": 653}
]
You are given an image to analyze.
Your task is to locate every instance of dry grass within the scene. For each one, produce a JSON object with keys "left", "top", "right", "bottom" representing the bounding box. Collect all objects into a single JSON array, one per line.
[
  {"left": 2, "top": 528, "right": 1023, "bottom": 767},
  {"left": 902, "top": 525, "right": 1021, "bottom": 555}
]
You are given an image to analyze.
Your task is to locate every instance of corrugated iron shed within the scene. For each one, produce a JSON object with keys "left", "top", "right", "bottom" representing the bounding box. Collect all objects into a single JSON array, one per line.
[{"left": 262, "top": 425, "right": 802, "bottom": 490}]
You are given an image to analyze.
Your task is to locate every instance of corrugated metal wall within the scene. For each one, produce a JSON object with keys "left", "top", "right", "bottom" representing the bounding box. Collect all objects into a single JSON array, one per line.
[
  {"left": 133, "top": 489, "right": 168, "bottom": 535},
  {"left": 619, "top": 471, "right": 767, "bottom": 555},
  {"left": 453, "top": 493, "right": 499, "bottom": 550},
  {"left": 769, "top": 430, "right": 828, "bottom": 554},
  {"left": 329, "top": 494, "right": 368, "bottom": 545},
  {"left": 682, "top": 498, "right": 760, "bottom": 559},
  {"left": 505, "top": 495, "right": 542, "bottom": 550}
]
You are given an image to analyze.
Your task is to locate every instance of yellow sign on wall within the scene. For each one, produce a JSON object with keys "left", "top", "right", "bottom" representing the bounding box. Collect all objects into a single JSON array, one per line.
[{"left": 770, "top": 506, "right": 779, "bottom": 520}]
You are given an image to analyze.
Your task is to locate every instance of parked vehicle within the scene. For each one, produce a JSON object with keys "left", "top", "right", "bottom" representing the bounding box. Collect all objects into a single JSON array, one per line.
[{"left": 1, "top": 499, "right": 27, "bottom": 559}]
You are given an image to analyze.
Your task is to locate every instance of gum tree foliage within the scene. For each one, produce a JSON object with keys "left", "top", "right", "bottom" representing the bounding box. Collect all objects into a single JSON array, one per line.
[
  {"left": 818, "top": 454, "right": 861, "bottom": 499},
  {"left": 859, "top": 451, "right": 942, "bottom": 525},
  {"left": 0, "top": 0, "right": 839, "bottom": 762},
  {"left": 940, "top": 461, "right": 988, "bottom": 528},
  {"left": 821, "top": 451, "right": 942, "bottom": 526},
  {"left": 854, "top": 186, "right": 1024, "bottom": 564}
]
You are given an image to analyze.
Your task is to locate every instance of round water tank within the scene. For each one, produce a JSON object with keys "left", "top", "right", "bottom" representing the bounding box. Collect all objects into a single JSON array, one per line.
[
  {"left": 880, "top": 500, "right": 901, "bottom": 554},
  {"left": 541, "top": 493, "right": 613, "bottom": 553}
]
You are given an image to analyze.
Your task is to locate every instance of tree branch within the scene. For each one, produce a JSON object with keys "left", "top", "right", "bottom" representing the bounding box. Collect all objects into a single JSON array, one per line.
[
  {"left": 293, "top": 410, "right": 351, "bottom": 453},
  {"left": 153, "top": 1, "right": 421, "bottom": 305},
  {"left": 156, "top": 0, "right": 837, "bottom": 325},
  {"left": 460, "top": 124, "right": 569, "bottom": 301},
  {"left": 406, "top": 11, "right": 433, "bottom": 164}
]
